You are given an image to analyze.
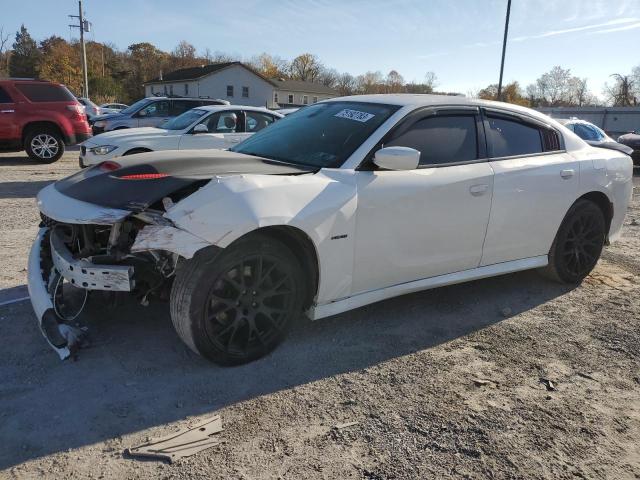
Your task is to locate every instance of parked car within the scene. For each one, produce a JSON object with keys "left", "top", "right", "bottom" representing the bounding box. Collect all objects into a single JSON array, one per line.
[
  {"left": 28, "top": 95, "right": 633, "bottom": 365},
  {"left": 0, "top": 78, "right": 91, "bottom": 162},
  {"left": 77, "top": 97, "right": 102, "bottom": 120},
  {"left": 90, "top": 97, "right": 230, "bottom": 135},
  {"left": 100, "top": 102, "right": 128, "bottom": 114},
  {"left": 79, "top": 106, "right": 283, "bottom": 167},
  {"left": 557, "top": 118, "right": 634, "bottom": 157},
  {"left": 617, "top": 130, "right": 640, "bottom": 166}
]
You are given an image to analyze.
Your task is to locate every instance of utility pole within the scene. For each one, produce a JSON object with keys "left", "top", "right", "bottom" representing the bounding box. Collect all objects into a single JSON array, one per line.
[
  {"left": 497, "top": 0, "right": 511, "bottom": 101},
  {"left": 69, "top": 0, "right": 90, "bottom": 98}
]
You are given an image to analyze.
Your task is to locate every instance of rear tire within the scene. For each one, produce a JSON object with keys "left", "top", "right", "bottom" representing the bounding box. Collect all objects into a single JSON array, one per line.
[
  {"left": 24, "top": 128, "right": 65, "bottom": 163},
  {"left": 170, "top": 233, "right": 306, "bottom": 366},
  {"left": 540, "top": 199, "right": 606, "bottom": 284}
]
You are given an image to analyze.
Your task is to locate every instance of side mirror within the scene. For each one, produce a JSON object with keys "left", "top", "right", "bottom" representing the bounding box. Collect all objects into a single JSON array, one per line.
[
  {"left": 373, "top": 146, "right": 420, "bottom": 171},
  {"left": 193, "top": 123, "right": 209, "bottom": 134}
]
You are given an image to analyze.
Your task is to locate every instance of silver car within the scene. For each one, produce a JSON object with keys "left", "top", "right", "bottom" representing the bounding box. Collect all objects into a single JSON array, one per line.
[{"left": 90, "top": 96, "right": 230, "bottom": 135}]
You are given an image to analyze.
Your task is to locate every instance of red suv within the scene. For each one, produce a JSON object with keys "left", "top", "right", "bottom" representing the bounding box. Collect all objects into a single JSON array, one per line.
[{"left": 0, "top": 78, "right": 92, "bottom": 163}]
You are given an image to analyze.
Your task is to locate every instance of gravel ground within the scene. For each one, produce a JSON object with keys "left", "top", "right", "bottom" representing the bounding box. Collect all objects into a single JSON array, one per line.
[{"left": 1, "top": 150, "right": 639, "bottom": 480}]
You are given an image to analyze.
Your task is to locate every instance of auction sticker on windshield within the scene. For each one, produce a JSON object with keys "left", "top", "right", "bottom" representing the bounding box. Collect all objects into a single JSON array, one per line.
[{"left": 334, "top": 109, "right": 375, "bottom": 122}]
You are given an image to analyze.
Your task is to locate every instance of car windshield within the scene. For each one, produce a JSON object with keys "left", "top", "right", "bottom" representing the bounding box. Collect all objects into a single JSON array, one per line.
[
  {"left": 230, "top": 101, "right": 400, "bottom": 168},
  {"left": 119, "top": 98, "right": 151, "bottom": 115},
  {"left": 162, "top": 108, "right": 208, "bottom": 130}
]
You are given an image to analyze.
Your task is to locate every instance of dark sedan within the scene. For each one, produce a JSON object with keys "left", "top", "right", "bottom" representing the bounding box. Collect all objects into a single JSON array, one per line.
[
  {"left": 617, "top": 131, "right": 640, "bottom": 166},
  {"left": 557, "top": 118, "right": 634, "bottom": 160}
]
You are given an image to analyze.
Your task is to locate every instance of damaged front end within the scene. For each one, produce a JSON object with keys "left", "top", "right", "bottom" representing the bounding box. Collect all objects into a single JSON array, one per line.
[{"left": 28, "top": 184, "right": 208, "bottom": 359}]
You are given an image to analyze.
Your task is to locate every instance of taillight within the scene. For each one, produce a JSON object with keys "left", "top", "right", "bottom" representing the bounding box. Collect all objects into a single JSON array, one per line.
[
  {"left": 66, "top": 104, "right": 86, "bottom": 120},
  {"left": 99, "top": 161, "right": 121, "bottom": 171},
  {"left": 119, "top": 173, "right": 169, "bottom": 180}
]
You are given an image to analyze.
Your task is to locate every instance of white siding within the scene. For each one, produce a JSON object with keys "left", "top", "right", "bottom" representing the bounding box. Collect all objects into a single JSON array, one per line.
[{"left": 196, "top": 65, "right": 274, "bottom": 107}]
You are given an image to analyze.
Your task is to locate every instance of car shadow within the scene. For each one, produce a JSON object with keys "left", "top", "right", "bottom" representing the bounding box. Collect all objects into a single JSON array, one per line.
[
  {"left": 0, "top": 180, "right": 56, "bottom": 199},
  {"left": 0, "top": 269, "right": 575, "bottom": 469}
]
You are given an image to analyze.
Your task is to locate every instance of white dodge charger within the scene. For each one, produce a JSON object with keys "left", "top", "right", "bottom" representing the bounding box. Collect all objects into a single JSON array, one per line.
[
  {"left": 29, "top": 95, "right": 633, "bottom": 365},
  {"left": 79, "top": 105, "right": 283, "bottom": 167}
]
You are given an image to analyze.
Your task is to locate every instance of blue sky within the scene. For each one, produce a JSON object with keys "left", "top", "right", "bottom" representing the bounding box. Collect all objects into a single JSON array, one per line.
[{"left": 2, "top": 0, "right": 639, "bottom": 97}]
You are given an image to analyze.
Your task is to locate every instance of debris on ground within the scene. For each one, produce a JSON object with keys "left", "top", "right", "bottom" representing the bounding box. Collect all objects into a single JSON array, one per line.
[
  {"left": 539, "top": 378, "right": 557, "bottom": 391},
  {"left": 126, "top": 416, "right": 223, "bottom": 463}
]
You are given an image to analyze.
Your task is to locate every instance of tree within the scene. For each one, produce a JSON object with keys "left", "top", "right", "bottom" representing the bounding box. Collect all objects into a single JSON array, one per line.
[
  {"left": 355, "top": 71, "right": 384, "bottom": 94},
  {"left": 526, "top": 66, "right": 597, "bottom": 107},
  {"left": 334, "top": 72, "right": 356, "bottom": 95},
  {"left": 423, "top": 71, "right": 438, "bottom": 91},
  {"left": 0, "top": 26, "right": 10, "bottom": 77},
  {"left": 290, "top": 53, "right": 323, "bottom": 82},
  {"left": 478, "top": 81, "right": 529, "bottom": 106},
  {"left": 385, "top": 70, "right": 405, "bottom": 93},
  {"left": 9, "top": 25, "right": 40, "bottom": 78},
  {"left": 248, "top": 52, "right": 289, "bottom": 78},
  {"left": 605, "top": 73, "right": 636, "bottom": 106},
  {"left": 38, "top": 36, "right": 81, "bottom": 93},
  {"left": 171, "top": 40, "right": 198, "bottom": 69}
]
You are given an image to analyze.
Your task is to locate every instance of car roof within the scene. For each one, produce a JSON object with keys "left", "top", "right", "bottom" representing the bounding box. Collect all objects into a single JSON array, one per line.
[
  {"left": 323, "top": 94, "right": 557, "bottom": 123},
  {"left": 194, "top": 105, "right": 283, "bottom": 116}
]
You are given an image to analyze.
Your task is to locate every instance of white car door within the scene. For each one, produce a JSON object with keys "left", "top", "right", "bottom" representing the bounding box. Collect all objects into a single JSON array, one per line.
[
  {"left": 178, "top": 110, "right": 245, "bottom": 150},
  {"left": 352, "top": 109, "right": 494, "bottom": 295},
  {"left": 479, "top": 109, "right": 579, "bottom": 266}
]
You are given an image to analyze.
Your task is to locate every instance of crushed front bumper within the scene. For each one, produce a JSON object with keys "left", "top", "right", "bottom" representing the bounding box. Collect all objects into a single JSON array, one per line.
[{"left": 28, "top": 227, "right": 135, "bottom": 359}]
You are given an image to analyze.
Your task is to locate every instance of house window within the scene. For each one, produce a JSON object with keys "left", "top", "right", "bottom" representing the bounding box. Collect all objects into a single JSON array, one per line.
[
  {"left": 169, "top": 85, "right": 173, "bottom": 95},
  {"left": 288, "top": 94, "right": 294, "bottom": 104},
  {"left": 184, "top": 84, "right": 189, "bottom": 95},
  {"left": 303, "top": 95, "right": 308, "bottom": 105},
  {"left": 242, "top": 86, "right": 249, "bottom": 98},
  {"left": 313, "top": 96, "right": 318, "bottom": 103},
  {"left": 151, "top": 86, "right": 155, "bottom": 94},
  {"left": 274, "top": 92, "right": 279, "bottom": 103},
  {"left": 227, "top": 85, "right": 234, "bottom": 97},
  {"left": 163, "top": 85, "right": 167, "bottom": 94}
]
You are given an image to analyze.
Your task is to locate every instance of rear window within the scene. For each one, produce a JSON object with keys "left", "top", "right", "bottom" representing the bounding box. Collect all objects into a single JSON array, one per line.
[{"left": 15, "top": 83, "right": 76, "bottom": 102}]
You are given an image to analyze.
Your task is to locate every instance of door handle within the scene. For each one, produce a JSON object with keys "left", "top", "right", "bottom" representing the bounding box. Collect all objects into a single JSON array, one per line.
[
  {"left": 560, "top": 169, "right": 575, "bottom": 179},
  {"left": 0, "top": 109, "right": 15, "bottom": 113},
  {"left": 469, "top": 184, "right": 489, "bottom": 196}
]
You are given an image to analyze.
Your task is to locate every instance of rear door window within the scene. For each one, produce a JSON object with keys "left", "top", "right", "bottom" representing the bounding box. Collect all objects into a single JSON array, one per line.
[
  {"left": 486, "top": 115, "right": 543, "bottom": 158},
  {"left": 386, "top": 114, "right": 479, "bottom": 166},
  {"left": 0, "top": 86, "right": 13, "bottom": 103},
  {"left": 15, "top": 83, "right": 76, "bottom": 102},
  {"left": 139, "top": 100, "right": 170, "bottom": 117},
  {"left": 245, "top": 111, "right": 277, "bottom": 132}
]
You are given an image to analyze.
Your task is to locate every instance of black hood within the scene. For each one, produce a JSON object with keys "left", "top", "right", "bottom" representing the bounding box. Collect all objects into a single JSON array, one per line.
[{"left": 55, "top": 150, "right": 316, "bottom": 211}]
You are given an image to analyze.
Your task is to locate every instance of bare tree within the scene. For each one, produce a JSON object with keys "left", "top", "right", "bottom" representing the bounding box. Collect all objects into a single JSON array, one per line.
[
  {"left": 0, "top": 26, "right": 9, "bottom": 77},
  {"left": 605, "top": 73, "right": 636, "bottom": 106},
  {"left": 424, "top": 71, "right": 438, "bottom": 91},
  {"left": 385, "top": 70, "right": 405, "bottom": 93},
  {"left": 289, "top": 53, "right": 323, "bottom": 82},
  {"left": 335, "top": 72, "right": 356, "bottom": 96}
]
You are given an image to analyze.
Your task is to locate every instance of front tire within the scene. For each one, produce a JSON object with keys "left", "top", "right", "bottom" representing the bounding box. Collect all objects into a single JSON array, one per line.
[
  {"left": 25, "top": 128, "right": 65, "bottom": 163},
  {"left": 541, "top": 199, "right": 606, "bottom": 284},
  {"left": 170, "top": 234, "right": 306, "bottom": 366}
]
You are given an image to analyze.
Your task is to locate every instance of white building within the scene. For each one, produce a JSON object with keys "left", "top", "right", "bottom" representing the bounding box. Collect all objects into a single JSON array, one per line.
[{"left": 143, "top": 62, "right": 338, "bottom": 109}]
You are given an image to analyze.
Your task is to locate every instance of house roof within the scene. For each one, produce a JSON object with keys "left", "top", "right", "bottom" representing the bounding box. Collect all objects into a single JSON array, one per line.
[
  {"left": 271, "top": 79, "right": 337, "bottom": 95},
  {"left": 144, "top": 62, "right": 274, "bottom": 85},
  {"left": 145, "top": 62, "right": 338, "bottom": 96}
]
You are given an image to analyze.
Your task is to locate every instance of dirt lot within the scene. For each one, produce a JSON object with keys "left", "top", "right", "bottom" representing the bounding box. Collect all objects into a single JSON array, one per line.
[{"left": 1, "top": 149, "right": 639, "bottom": 479}]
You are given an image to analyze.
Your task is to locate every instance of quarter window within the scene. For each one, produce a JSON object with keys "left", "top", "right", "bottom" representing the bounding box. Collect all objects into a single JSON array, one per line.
[
  {"left": 486, "top": 115, "right": 542, "bottom": 157},
  {"left": 0, "top": 86, "right": 13, "bottom": 103},
  {"left": 386, "top": 114, "right": 479, "bottom": 166},
  {"left": 15, "top": 83, "right": 75, "bottom": 102},
  {"left": 227, "top": 85, "right": 234, "bottom": 97}
]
